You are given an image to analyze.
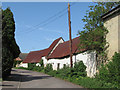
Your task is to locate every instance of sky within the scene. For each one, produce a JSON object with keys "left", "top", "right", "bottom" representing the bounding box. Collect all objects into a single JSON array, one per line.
[{"left": 2, "top": 2, "right": 96, "bottom": 53}]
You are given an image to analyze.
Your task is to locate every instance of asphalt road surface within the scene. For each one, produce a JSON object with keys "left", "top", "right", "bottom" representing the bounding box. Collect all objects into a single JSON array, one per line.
[{"left": 2, "top": 68, "right": 84, "bottom": 89}]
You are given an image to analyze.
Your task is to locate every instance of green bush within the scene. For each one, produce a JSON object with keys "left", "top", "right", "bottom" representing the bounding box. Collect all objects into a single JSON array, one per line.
[
  {"left": 56, "top": 66, "right": 71, "bottom": 79},
  {"left": 47, "top": 70, "right": 57, "bottom": 77},
  {"left": 27, "top": 59, "right": 44, "bottom": 72},
  {"left": 35, "top": 59, "right": 44, "bottom": 72},
  {"left": 45, "top": 61, "right": 87, "bottom": 79},
  {"left": 38, "top": 59, "right": 44, "bottom": 67},
  {"left": 44, "top": 64, "right": 53, "bottom": 73},
  {"left": 96, "top": 52, "right": 120, "bottom": 89},
  {"left": 96, "top": 64, "right": 109, "bottom": 82},
  {"left": 28, "top": 63, "right": 36, "bottom": 70},
  {"left": 107, "top": 52, "right": 120, "bottom": 88},
  {"left": 73, "top": 61, "right": 87, "bottom": 77}
]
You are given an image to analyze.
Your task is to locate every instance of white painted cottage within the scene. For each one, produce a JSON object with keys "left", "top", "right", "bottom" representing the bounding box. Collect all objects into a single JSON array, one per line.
[{"left": 23, "top": 36, "right": 97, "bottom": 77}]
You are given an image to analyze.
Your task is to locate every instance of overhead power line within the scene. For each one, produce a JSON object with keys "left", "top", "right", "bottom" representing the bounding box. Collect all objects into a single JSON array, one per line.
[
  {"left": 24, "top": 10, "right": 68, "bottom": 34},
  {"left": 18, "top": 3, "right": 76, "bottom": 36}
]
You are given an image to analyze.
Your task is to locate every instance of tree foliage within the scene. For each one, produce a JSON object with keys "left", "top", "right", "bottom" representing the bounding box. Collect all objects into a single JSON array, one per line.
[
  {"left": 78, "top": 2, "right": 120, "bottom": 64},
  {"left": 107, "top": 52, "right": 120, "bottom": 87},
  {"left": 2, "top": 8, "right": 20, "bottom": 78},
  {"left": 96, "top": 52, "right": 120, "bottom": 89}
]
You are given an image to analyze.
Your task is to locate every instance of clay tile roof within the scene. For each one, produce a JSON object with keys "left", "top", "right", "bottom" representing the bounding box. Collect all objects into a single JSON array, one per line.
[
  {"left": 46, "top": 37, "right": 63, "bottom": 55},
  {"left": 23, "top": 37, "right": 63, "bottom": 63},
  {"left": 47, "top": 36, "right": 86, "bottom": 59},
  {"left": 19, "top": 53, "right": 28, "bottom": 60},
  {"left": 23, "top": 48, "right": 48, "bottom": 63}
]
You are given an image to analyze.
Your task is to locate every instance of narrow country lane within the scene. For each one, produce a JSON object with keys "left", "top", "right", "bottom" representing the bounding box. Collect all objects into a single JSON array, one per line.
[{"left": 2, "top": 68, "right": 84, "bottom": 89}]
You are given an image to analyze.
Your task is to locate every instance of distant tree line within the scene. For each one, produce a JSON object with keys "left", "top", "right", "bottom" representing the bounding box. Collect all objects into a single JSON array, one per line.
[{"left": 2, "top": 8, "right": 20, "bottom": 79}]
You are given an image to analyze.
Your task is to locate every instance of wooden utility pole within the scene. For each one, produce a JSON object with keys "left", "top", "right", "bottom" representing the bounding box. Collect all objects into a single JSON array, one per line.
[{"left": 68, "top": 3, "right": 73, "bottom": 68}]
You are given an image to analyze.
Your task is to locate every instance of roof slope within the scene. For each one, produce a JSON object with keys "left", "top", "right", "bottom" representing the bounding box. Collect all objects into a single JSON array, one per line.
[
  {"left": 46, "top": 37, "right": 63, "bottom": 56},
  {"left": 101, "top": 5, "right": 120, "bottom": 20},
  {"left": 23, "top": 37, "right": 63, "bottom": 63},
  {"left": 19, "top": 53, "right": 28, "bottom": 60},
  {"left": 48, "top": 36, "right": 86, "bottom": 59},
  {"left": 23, "top": 48, "right": 48, "bottom": 63}
]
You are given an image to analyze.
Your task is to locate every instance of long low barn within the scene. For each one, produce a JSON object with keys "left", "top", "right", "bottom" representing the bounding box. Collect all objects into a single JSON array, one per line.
[{"left": 21, "top": 36, "right": 96, "bottom": 77}]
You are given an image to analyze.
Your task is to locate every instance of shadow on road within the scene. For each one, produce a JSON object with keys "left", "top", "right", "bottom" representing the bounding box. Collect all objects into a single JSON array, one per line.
[
  {"left": 1, "top": 84, "right": 13, "bottom": 86},
  {"left": 4, "top": 73, "right": 53, "bottom": 82}
]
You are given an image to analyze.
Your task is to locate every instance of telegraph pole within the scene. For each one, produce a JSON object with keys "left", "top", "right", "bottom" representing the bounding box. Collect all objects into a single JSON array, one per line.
[{"left": 68, "top": 3, "right": 73, "bottom": 68}]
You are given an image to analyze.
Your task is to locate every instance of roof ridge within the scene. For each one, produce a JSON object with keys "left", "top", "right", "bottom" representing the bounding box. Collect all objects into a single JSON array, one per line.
[{"left": 57, "top": 36, "right": 80, "bottom": 44}]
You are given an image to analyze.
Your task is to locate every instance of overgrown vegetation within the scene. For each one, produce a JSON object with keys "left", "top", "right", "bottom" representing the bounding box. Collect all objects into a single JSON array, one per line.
[
  {"left": 16, "top": 53, "right": 120, "bottom": 89},
  {"left": 78, "top": 2, "right": 120, "bottom": 66},
  {"left": 2, "top": 8, "right": 20, "bottom": 79},
  {"left": 42, "top": 60, "right": 120, "bottom": 89},
  {"left": 44, "top": 64, "right": 53, "bottom": 73},
  {"left": 96, "top": 52, "right": 120, "bottom": 89},
  {"left": 43, "top": 61, "right": 87, "bottom": 78}
]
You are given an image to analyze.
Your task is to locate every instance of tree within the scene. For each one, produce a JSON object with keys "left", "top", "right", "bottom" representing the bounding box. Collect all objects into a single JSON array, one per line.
[
  {"left": 2, "top": 8, "right": 20, "bottom": 79},
  {"left": 78, "top": 2, "right": 120, "bottom": 66}
]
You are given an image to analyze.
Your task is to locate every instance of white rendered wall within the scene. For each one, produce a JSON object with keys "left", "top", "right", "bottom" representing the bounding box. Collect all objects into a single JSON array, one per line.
[
  {"left": 42, "top": 57, "right": 48, "bottom": 67},
  {"left": 36, "top": 63, "right": 41, "bottom": 67},
  {"left": 42, "top": 51, "right": 96, "bottom": 77},
  {"left": 19, "top": 62, "right": 28, "bottom": 68},
  {"left": 20, "top": 62, "right": 41, "bottom": 68}
]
